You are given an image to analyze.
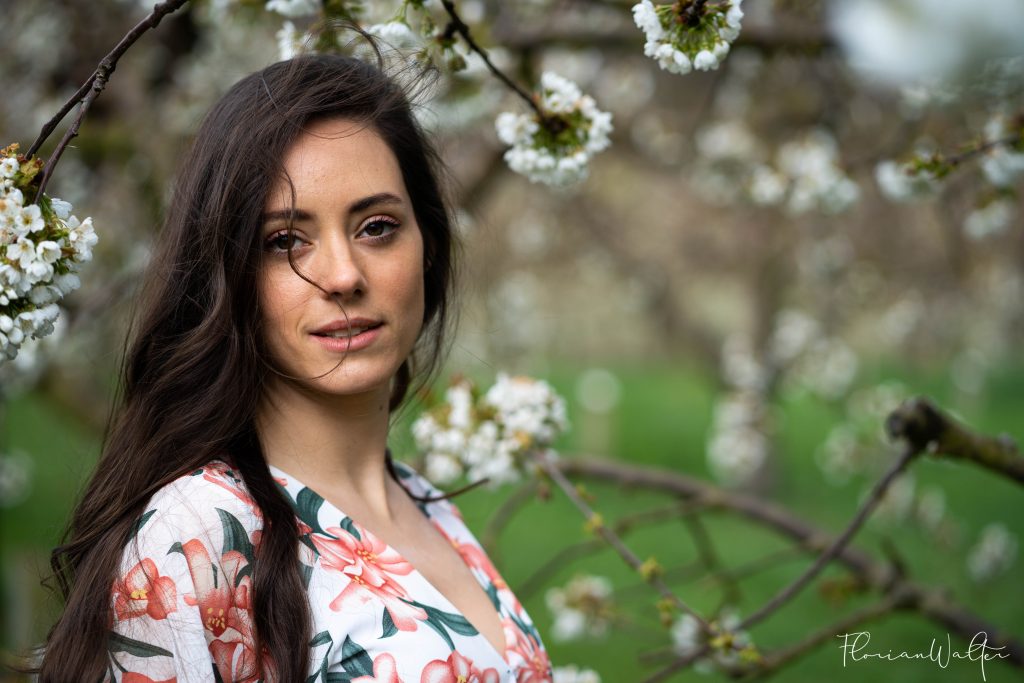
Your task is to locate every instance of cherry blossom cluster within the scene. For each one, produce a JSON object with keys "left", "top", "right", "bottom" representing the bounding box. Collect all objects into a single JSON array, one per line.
[
  {"left": 1, "top": 144, "right": 96, "bottom": 363},
  {"left": 544, "top": 574, "right": 614, "bottom": 642},
  {"left": 495, "top": 72, "right": 613, "bottom": 187},
  {"left": 670, "top": 606, "right": 757, "bottom": 674},
  {"left": 874, "top": 159, "right": 943, "bottom": 202},
  {"left": 411, "top": 372, "right": 569, "bottom": 489},
  {"left": 875, "top": 113, "right": 1022, "bottom": 237},
  {"left": 705, "top": 389, "right": 769, "bottom": 487},
  {"left": 693, "top": 122, "right": 860, "bottom": 215},
  {"left": 270, "top": 0, "right": 470, "bottom": 74},
  {"left": 632, "top": 0, "right": 744, "bottom": 75}
]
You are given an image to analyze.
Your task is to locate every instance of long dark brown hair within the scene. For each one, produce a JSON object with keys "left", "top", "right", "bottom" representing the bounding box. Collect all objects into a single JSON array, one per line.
[{"left": 24, "top": 47, "right": 466, "bottom": 682}]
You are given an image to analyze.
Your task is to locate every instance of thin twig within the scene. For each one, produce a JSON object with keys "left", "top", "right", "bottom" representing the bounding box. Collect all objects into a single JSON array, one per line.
[
  {"left": 531, "top": 450, "right": 715, "bottom": 636},
  {"left": 31, "top": 0, "right": 191, "bottom": 199},
  {"left": 437, "top": 0, "right": 546, "bottom": 119},
  {"left": 737, "top": 444, "right": 919, "bottom": 632},
  {"left": 680, "top": 513, "right": 743, "bottom": 609},
  {"left": 518, "top": 500, "right": 706, "bottom": 599}
]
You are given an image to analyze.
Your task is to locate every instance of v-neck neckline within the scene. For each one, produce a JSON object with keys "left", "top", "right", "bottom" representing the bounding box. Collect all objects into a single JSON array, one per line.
[{"left": 266, "top": 460, "right": 514, "bottom": 666}]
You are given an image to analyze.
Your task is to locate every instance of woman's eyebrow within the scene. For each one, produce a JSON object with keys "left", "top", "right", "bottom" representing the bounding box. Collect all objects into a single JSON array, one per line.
[
  {"left": 262, "top": 208, "right": 313, "bottom": 223},
  {"left": 261, "top": 192, "right": 404, "bottom": 223},
  {"left": 347, "top": 192, "right": 404, "bottom": 215}
]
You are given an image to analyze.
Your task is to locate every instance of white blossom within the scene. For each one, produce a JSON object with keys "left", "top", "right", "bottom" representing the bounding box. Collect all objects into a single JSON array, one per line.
[
  {"left": 706, "top": 390, "right": 768, "bottom": 487},
  {"left": 552, "top": 666, "right": 601, "bottom": 683},
  {"left": 964, "top": 197, "right": 1016, "bottom": 239},
  {"left": 696, "top": 120, "right": 761, "bottom": 162},
  {"left": 776, "top": 130, "right": 860, "bottom": 214},
  {"left": 872, "top": 474, "right": 916, "bottom": 524},
  {"left": 494, "top": 72, "right": 613, "bottom": 187},
  {"left": 0, "top": 157, "right": 19, "bottom": 179},
  {"left": 980, "top": 114, "right": 1024, "bottom": 187},
  {"left": 967, "top": 522, "right": 1018, "bottom": 581},
  {"left": 545, "top": 574, "right": 613, "bottom": 641},
  {"left": 633, "top": 0, "right": 744, "bottom": 74},
  {"left": 49, "top": 197, "right": 71, "bottom": 220},
  {"left": 748, "top": 164, "right": 787, "bottom": 205},
  {"left": 264, "top": 0, "right": 318, "bottom": 19},
  {"left": 484, "top": 371, "right": 569, "bottom": 446},
  {"left": 275, "top": 21, "right": 309, "bottom": 61},
  {"left": 791, "top": 337, "right": 859, "bottom": 400},
  {"left": 446, "top": 381, "right": 475, "bottom": 430},
  {"left": 670, "top": 607, "right": 752, "bottom": 674},
  {"left": 769, "top": 309, "right": 821, "bottom": 365},
  {"left": 365, "top": 21, "right": 421, "bottom": 50},
  {"left": 0, "top": 449, "right": 33, "bottom": 508},
  {"left": 411, "top": 373, "right": 569, "bottom": 489},
  {"left": 1, "top": 146, "right": 95, "bottom": 363},
  {"left": 425, "top": 452, "right": 463, "bottom": 485},
  {"left": 814, "top": 424, "right": 862, "bottom": 486},
  {"left": 874, "top": 159, "right": 942, "bottom": 202}
]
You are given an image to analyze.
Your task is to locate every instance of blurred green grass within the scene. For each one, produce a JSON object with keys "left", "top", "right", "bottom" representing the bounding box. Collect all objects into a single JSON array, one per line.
[{"left": 2, "top": 359, "right": 1022, "bottom": 681}]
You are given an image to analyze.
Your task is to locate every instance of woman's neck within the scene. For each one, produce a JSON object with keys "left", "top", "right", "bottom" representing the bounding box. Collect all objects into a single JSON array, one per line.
[{"left": 255, "top": 377, "right": 401, "bottom": 522}]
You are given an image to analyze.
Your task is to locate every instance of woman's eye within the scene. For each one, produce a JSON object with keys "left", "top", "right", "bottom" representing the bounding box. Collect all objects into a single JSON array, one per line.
[
  {"left": 361, "top": 217, "right": 401, "bottom": 242},
  {"left": 265, "top": 232, "right": 303, "bottom": 252}
]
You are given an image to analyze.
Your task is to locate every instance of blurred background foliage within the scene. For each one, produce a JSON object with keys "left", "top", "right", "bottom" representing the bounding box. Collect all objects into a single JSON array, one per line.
[{"left": 1, "top": 0, "right": 1022, "bottom": 680}]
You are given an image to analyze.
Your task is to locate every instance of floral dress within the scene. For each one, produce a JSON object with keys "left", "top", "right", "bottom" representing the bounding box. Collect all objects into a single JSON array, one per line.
[{"left": 107, "top": 458, "right": 553, "bottom": 682}]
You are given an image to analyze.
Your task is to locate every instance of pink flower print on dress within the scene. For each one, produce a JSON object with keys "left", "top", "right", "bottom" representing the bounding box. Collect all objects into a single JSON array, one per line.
[
  {"left": 122, "top": 674, "right": 176, "bottom": 683},
  {"left": 311, "top": 522, "right": 429, "bottom": 630},
  {"left": 503, "top": 618, "right": 552, "bottom": 683},
  {"left": 180, "top": 540, "right": 263, "bottom": 681},
  {"left": 353, "top": 652, "right": 404, "bottom": 683},
  {"left": 112, "top": 557, "right": 178, "bottom": 622},
  {"left": 420, "top": 650, "right": 501, "bottom": 683},
  {"left": 200, "top": 461, "right": 262, "bottom": 518}
]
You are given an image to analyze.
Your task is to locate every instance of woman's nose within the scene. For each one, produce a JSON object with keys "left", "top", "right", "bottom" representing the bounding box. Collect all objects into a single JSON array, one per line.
[{"left": 317, "top": 234, "right": 367, "bottom": 298}]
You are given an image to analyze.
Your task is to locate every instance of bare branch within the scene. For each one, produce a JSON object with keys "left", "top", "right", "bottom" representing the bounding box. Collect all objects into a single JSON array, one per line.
[
  {"left": 31, "top": 0, "right": 191, "bottom": 198},
  {"left": 438, "top": 0, "right": 545, "bottom": 119},
  {"left": 886, "top": 396, "right": 1024, "bottom": 485},
  {"left": 737, "top": 444, "right": 919, "bottom": 631},
  {"left": 558, "top": 453, "right": 1024, "bottom": 674}
]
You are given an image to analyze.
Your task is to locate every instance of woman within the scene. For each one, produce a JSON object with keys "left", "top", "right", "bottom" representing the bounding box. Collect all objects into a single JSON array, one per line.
[{"left": 28, "top": 50, "right": 552, "bottom": 682}]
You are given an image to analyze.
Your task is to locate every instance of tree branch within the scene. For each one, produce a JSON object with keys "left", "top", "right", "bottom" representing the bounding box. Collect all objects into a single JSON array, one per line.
[
  {"left": 558, "top": 453, "right": 1024, "bottom": 676},
  {"left": 886, "top": 396, "right": 1024, "bottom": 485},
  {"left": 532, "top": 449, "right": 716, "bottom": 635},
  {"left": 737, "top": 444, "right": 919, "bottom": 631},
  {"left": 438, "top": 0, "right": 545, "bottom": 119},
  {"left": 30, "top": 0, "right": 191, "bottom": 199}
]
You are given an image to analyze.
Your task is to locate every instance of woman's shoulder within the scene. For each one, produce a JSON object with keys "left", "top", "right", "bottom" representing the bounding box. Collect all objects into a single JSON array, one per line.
[{"left": 130, "top": 459, "right": 263, "bottom": 549}]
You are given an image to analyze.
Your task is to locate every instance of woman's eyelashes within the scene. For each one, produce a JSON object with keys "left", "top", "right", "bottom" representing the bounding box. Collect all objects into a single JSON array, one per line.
[
  {"left": 263, "top": 230, "right": 306, "bottom": 253},
  {"left": 262, "top": 215, "right": 401, "bottom": 253},
  {"left": 359, "top": 215, "right": 401, "bottom": 244}
]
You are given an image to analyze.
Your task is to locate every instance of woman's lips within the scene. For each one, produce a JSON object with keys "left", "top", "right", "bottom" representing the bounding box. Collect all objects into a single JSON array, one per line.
[{"left": 310, "top": 324, "right": 383, "bottom": 352}]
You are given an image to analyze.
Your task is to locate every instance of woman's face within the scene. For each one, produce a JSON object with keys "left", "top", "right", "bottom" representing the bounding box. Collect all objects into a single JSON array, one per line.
[{"left": 258, "top": 117, "right": 425, "bottom": 397}]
